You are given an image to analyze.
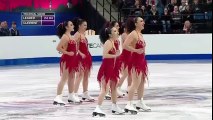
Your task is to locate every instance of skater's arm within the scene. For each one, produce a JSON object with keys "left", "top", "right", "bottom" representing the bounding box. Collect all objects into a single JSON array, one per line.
[
  {"left": 123, "top": 32, "right": 137, "bottom": 52},
  {"left": 74, "top": 32, "right": 86, "bottom": 58},
  {"left": 123, "top": 31, "right": 144, "bottom": 54},
  {"left": 56, "top": 35, "right": 72, "bottom": 55},
  {"left": 103, "top": 40, "right": 117, "bottom": 58},
  {"left": 121, "top": 33, "right": 127, "bottom": 49}
]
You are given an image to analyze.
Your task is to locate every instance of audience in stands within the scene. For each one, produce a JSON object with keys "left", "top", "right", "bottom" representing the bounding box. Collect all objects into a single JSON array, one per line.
[
  {"left": 117, "top": 0, "right": 211, "bottom": 33},
  {"left": 0, "top": 21, "right": 19, "bottom": 36},
  {"left": 0, "top": 21, "right": 10, "bottom": 36},
  {"left": 182, "top": 20, "right": 196, "bottom": 33},
  {"left": 10, "top": 21, "right": 20, "bottom": 36},
  {"left": 161, "top": 8, "right": 172, "bottom": 33}
]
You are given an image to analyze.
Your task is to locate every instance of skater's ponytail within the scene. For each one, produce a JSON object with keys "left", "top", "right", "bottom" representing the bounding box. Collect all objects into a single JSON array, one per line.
[
  {"left": 99, "top": 27, "right": 112, "bottom": 44},
  {"left": 56, "top": 21, "right": 69, "bottom": 39}
]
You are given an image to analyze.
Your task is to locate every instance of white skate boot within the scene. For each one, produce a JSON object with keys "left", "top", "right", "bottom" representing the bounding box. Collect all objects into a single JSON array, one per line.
[
  {"left": 105, "top": 93, "right": 111, "bottom": 100},
  {"left": 124, "top": 101, "right": 138, "bottom": 115},
  {"left": 82, "top": 91, "right": 95, "bottom": 102},
  {"left": 53, "top": 95, "right": 66, "bottom": 106},
  {"left": 136, "top": 98, "right": 151, "bottom": 112},
  {"left": 75, "top": 93, "right": 83, "bottom": 103},
  {"left": 68, "top": 93, "right": 82, "bottom": 104},
  {"left": 117, "top": 87, "right": 125, "bottom": 98},
  {"left": 92, "top": 105, "right": 106, "bottom": 117},
  {"left": 111, "top": 104, "right": 125, "bottom": 115}
]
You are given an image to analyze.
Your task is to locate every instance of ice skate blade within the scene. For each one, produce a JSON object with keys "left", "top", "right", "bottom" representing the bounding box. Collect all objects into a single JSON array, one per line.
[
  {"left": 68, "top": 100, "right": 82, "bottom": 104},
  {"left": 124, "top": 109, "right": 138, "bottom": 115},
  {"left": 112, "top": 110, "right": 125, "bottom": 115},
  {"left": 82, "top": 98, "right": 95, "bottom": 102},
  {"left": 136, "top": 107, "right": 151, "bottom": 112},
  {"left": 53, "top": 101, "right": 65, "bottom": 106},
  {"left": 92, "top": 112, "right": 106, "bottom": 117}
]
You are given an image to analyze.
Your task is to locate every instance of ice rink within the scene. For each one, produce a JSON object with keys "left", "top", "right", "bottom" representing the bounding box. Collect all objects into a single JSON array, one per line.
[{"left": 0, "top": 61, "right": 212, "bottom": 120}]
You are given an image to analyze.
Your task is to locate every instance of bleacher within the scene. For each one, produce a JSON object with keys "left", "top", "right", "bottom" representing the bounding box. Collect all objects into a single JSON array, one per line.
[{"left": 112, "top": 0, "right": 212, "bottom": 34}]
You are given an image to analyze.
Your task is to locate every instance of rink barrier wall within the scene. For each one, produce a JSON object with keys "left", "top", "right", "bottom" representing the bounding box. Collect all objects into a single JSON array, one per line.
[{"left": 0, "top": 34, "right": 212, "bottom": 66}]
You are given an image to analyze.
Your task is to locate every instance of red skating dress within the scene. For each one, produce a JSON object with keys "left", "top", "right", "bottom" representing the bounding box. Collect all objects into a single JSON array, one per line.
[
  {"left": 114, "top": 39, "right": 120, "bottom": 50},
  {"left": 129, "top": 38, "right": 148, "bottom": 80},
  {"left": 113, "top": 40, "right": 121, "bottom": 80},
  {"left": 120, "top": 49, "right": 132, "bottom": 70},
  {"left": 60, "top": 39, "right": 78, "bottom": 74},
  {"left": 77, "top": 37, "right": 92, "bottom": 72},
  {"left": 97, "top": 47, "right": 118, "bottom": 85}
]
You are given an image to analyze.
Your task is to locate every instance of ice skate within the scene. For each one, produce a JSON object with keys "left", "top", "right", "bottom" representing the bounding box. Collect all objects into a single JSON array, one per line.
[
  {"left": 68, "top": 93, "right": 82, "bottom": 104},
  {"left": 53, "top": 95, "right": 66, "bottom": 106},
  {"left": 82, "top": 91, "right": 95, "bottom": 102},
  {"left": 124, "top": 101, "right": 138, "bottom": 115},
  {"left": 92, "top": 105, "right": 106, "bottom": 117},
  {"left": 105, "top": 93, "right": 111, "bottom": 100},
  {"left": 111, "top": 104, "right": 125, "bottom": 115},
  {"left": 117, "top": 87, "right": 125, "bottom": 98},
  {"left": 136, "top": 98, "right": 151, "bottom": 112}
]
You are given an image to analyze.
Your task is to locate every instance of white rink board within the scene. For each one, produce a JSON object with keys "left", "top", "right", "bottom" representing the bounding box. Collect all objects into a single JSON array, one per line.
[{"left": 0, "top": 34, "right": 212, "bottom": 59}]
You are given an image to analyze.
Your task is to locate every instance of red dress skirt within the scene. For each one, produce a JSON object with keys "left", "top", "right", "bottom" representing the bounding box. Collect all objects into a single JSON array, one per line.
[
  {"left": 97, "top": 48, "right": 118, "bottom": 85},
  {"left": 120, "top": 49, "right": 132, "bottom": 71},
  {"left": 113, "top": 40, "right": 121, "bottom": 80},
  {"left": 60, "top": 39, "right": 78, "bottom": 74},
  {"left": 77, "top": 38, "right": 92, "bottom": 72},
  {"left": 129, "top": 40, "right": 148, "bottom": 80}
]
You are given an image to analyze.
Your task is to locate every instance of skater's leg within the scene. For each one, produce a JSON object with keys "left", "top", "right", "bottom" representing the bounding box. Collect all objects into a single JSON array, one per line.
[
  {"left": 82, "top": 70, "right": 89, "bottom": 92},
  {"left": 128, "top": 69, "right": 142, "bottom": 101},
  {"left": 93, "top": 78, "right": 108, "bottom": 117},
  {"left": 111, "top": 81, "right": 125, "bottom": 114},
  {"left": 98, "top": 79, "right": 108, "bottom": 105},
  {"left": 82, "top": 70, "right": 95, "bottom": 101},
  {"left": 68, "top": 71, "right": 82, "bottom": 103},
  {"left": 57, "top": 62, "right": 68, "bottom": 95},
  {"left": 124, "top": 69, "right": 142, "bottom": 114},
  {"left": 74, "top": 69, "right": 83, "bottom": 94},
  {"left": 54, "top": 62, "right": 69, "bottom": 105},
  {"left": 136, "top": 75, "right": 151, "bottom": 111}
]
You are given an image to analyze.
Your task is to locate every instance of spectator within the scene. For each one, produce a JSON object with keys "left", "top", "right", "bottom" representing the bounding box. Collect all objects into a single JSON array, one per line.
[
  {"left": 179, "top": 0, "right": 188, "bottom": 13},
  {"left": 167, "top": 0, "right": 178, "bottom": 13},
  {"left": 161, "top": 8, "right": 172, "bottom": 33},
  {"left": 171, "top": 5, "right": 182, "bottom": 32},
  {"left": 0, "top": 21, "right": 3, "bottom": 36},
  {"left": 0, "top": 21, "right": 10, "bottom": 36},
  {"left": 156, "top": 0, "right": 165, "bottom": 15},
  {"left": 141, "top": 5, "right": 147, "bottom": 16},
  {"left": 205, "top": 0, "right": 212, "bottom": 20},
  {"left": 191, "top": 0, "right": 204, "bottom": 13},
  {"left": 132, "top": 0, "right": 142, "bottom": 16},
  {"left": 181, "top": 4, "right": 193, "bottom": 22},
  {"left": 10, "top": 21, "right": 20, "bottom": 36},
  {"left": 191, "top": 0, "right": 205, "bottom": 21},
  {"left": 148, "top": 5, "right": 160, "bottom": 33},
  {"left": 146, "top": 0, "right": 157, "bottom": 6},
  {"left": 182, "top": 20, "right": 196, "bottom": 33}
]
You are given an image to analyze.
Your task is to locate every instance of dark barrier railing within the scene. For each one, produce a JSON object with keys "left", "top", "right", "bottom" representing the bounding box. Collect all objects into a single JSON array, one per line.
[{"left": 96, "top": 0, "right": 118, "bottom": 21}]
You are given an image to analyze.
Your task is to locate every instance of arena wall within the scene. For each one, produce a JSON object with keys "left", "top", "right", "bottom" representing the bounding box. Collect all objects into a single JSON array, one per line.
[{"left": 0, "top": 34, "right": 212, "bottom": 66}]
